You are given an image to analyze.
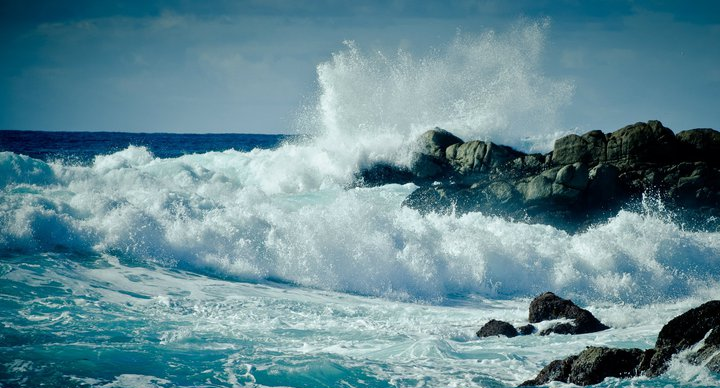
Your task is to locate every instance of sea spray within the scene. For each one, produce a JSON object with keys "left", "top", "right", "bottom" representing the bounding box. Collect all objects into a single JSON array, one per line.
[
  {"left": 1, "top": 21, "right": 718, "bottom": 306},
  {"left": 300, "top": 19, "right": 574, "bottom": 170},
  {"left": 2, "top": 146, "right": 719, "bottom": 304}
]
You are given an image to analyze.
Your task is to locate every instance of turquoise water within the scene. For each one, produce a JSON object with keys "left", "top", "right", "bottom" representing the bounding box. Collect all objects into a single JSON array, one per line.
[{"left": 2, "top": 250, "right": 717, "bottom": 387}]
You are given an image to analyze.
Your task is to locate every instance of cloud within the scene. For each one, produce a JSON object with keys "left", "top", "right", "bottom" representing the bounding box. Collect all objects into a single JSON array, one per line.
[{"left": 1, "top": 1, "right": 719, "bottom": 133}]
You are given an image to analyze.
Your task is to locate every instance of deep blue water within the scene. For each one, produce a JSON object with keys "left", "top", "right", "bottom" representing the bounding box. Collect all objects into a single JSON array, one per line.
[{"left": 0, "top": 130, "right": 292, "bottom": 164}]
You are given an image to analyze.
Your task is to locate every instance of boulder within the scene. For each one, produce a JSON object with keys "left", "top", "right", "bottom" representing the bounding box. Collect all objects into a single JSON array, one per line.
[
  {"left": 689, "top": 327, "right": 720, "bottom": 373},
  {"left": 521, "top": 300, "right": 720, "bottom": 386},
  {"left": 517, "top": 324, "right": 536, "bottom": 335},
  {"left": 410, "top": 128, "right": 463, "bottom": 179},
  {"left": 552, "top": 130, "right": 607, "bottom": 166},
  {"left": 606, "top": 120, "right": 678, "bottom": 167},
  {"left": 645, "top": 300, "right": 720, "bottom": 376},
  {"left": 446, "top": 140, "right": 525, "bottom": 176},
  {"left": 528, "top": 292, "right": 609, "bottom": 335},
  {"left": 676, "top": 128, "right": 720, "bottom": 166},
  {"left": 356, "top": 120, "right": 720, "bottom": 232},
  {"left": 354, "top": 162, "right": 415, "bottom": 187},
  {"left": 477, "top": 319, "right": 518, "bottom": 338},
  {"left": 520, "top": 347, "right": 645, "bottom": 386}
]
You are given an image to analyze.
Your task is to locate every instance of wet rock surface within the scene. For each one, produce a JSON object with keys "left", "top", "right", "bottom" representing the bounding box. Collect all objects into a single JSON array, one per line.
[
  {"left": 355, "top": 121, "right": 720, "bottom": 232},
  {"left": 528, "top": 292, "right": 609, "bottom": 335},
  {"left": 476, "top": 319, "right": 519, "bottom": 338},
  {"left": 519, "top": 300, "right": 720, "bottom": 386}
]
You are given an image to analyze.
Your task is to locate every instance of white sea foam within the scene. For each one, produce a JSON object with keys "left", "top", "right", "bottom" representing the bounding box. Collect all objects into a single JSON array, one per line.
[
  {"left": 297, "top": 20, "right": 574, "bottom": 172},
  {"left": 1, "top": 21, "right": 718, "bottom": 305},
  {"left": 4, "top": 255, "right": 713, "bottom": 387},
  {"left": 1, "top": 144, "right": 719, "bottom": 305}
]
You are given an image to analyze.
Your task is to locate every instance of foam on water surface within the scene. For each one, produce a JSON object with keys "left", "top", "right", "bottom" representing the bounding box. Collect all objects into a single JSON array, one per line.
[
  {"left": 0, "top": 253, "right": 715, "bottom": 387},
  {"left": 2, "top": 146, "right": 719, "bottom": 304}
]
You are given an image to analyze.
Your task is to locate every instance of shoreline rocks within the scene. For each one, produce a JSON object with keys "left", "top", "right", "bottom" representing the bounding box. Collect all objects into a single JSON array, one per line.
[
  {"left": 355, "top": 120, "right": 720, "bottom": 232},
  {"left": 477, "top": 319, "right": 519, "bottom": 338},
  {"left": 529, "top": 292, "right": 609, "bottom": 335},
  {"left": 477, "top": 292, "right": 608, "bottom": 339},
  {"left": 519, "top": 300, "right": 720, "bottom": 386}
]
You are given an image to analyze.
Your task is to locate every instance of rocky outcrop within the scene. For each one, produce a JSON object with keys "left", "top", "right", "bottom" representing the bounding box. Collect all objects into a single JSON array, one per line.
[
  {"left": 410, "top": 128, "right": 464, "bottom": 179},
  {"left": 520, "top": 300, "right": 720, "bottom": 386},
  {"left": 519, "top": 347, "right": 646, "bottom": 386},
  {"left": 476, "top": 292, "right": 607, "bottom": 341},
  {"left": 645, "top": 300, "right": 720, "bottom": 376},
  {"left": 476, "top": 319, "right": 519, "bottom": 338},
  {"left": 528, "top": 292, "right": 609, "bottom": 335},
  {"left": 355, "top": 121, "right": 720, "bottom": 232}
]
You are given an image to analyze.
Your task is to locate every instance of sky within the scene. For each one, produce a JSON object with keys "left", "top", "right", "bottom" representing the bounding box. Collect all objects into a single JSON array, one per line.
[{"left": 1, "top": 0, "right": 719, "bottom": 134}]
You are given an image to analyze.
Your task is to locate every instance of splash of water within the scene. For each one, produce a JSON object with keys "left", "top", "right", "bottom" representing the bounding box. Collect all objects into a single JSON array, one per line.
[{"left": 300, "top": 19, "right": 574, "bottom": 169}]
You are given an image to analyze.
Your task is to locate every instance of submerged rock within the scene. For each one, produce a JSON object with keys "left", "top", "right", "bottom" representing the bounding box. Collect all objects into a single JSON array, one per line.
[
  {"left": 477, "top": 319, "right": 518, "bottom": 338},
  {"left": 517, "top": 324, "right": 536, "bottom": 336},
  {"left": 528, "top": 292, "right": 609, "bottom": 335}
]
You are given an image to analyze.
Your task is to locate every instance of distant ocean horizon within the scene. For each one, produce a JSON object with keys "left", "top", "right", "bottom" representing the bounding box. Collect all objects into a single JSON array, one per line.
[{"left": 0, "top": 129, "right": 294, "bottom": 163}]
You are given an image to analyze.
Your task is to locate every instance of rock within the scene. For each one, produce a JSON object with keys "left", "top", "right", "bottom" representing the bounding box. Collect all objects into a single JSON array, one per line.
[
  {"left": 517, "top": 324, "right": 535, "bottom": 335},
  {"left": 446, "top": 140, "right": 488, "bottom": 174},
  {"left": 552, "top": 130, "right": 607, "bottom": 166},
  {"left": 354, "top": 162, "right": 415, "bottom": 187},
  {"left": 585, "top": 163, "right": 622, "bottom": 203},
  {"left": 410, "top": 128, "right": 463, "bottom": 179},
  {"left": 519, "top": 356, "right": 577, "bottom": 387},
  {"left": 520, "top": 347, "right": 644, "bottom": 386},
  {"left": 606, "top": 120, "right": 678, "bottom": 167},
  {"left": 521, "top": 300, "right": 720, "bottom": 386},
  {"left": 552, "top": 162, "right": 589, "bottom": 200},
  {"left": 477, "top": 319, "right": 518, "bottom": 338},
  {"left": 676, "top": 128, "right": 720, "bottom": 166},
  {"left": 446, "top": 140, "right": 525, "bottom": 177},
  {"left": 355, "top": 121, "right": 720, "bottom": 232},
  {"left": 417, "top": 127, "right": 464, "bottom": 159},
  {"left": 690, "top": 327, "right": 720, "bottom": 373},
  {"left": 401, "top": 184, "right": 455, "bottom": 215},
  {"left": 528, "top": 292, "right": 609, "bottom": 335},
  {"left": 645, "top": 300, "right": 720, "bottom": 376}
]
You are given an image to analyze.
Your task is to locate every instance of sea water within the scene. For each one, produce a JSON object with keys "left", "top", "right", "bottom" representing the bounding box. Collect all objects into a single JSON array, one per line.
[{"left": 2, "top": 21, "right": 719, "bottom": 388}]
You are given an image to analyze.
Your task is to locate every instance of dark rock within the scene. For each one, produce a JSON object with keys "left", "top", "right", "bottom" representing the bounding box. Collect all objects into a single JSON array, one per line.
[
  {"left": 354, "top": 163, "right": 415, "bottom": 187},
  {"left": 411, "top": 128, "right": 463, "bottom": 179},
  {"left": 519, "top": 356, "right": 577, "bottom": 386},
  {"left": 606, "top": 120, "right": 678, "bottom": 167},
  {"left": 585, "top": 163, "right": 622, "bottom": 203},
  {"left": 521, "top": 300, "right": 720, "bottom": 386},
  {"left": 517, "top": 324, "right": 535, "bottom": 335},
  {"left": 477, "top": 319, "right": 518, "bottom": 338},
  {"left": 446, "top": 140, "right": 524, "bottom": 177},
  {"left": 401, "top": 184, "right": 456, "bottom": 215},
  {"left": 529, "top": 292, "right": 609, "bottom": 335},
  {"left": 552, "top": 130, "right": 607, "bottom": 166},
  {"left": 354, "top": 120, "right": 720, "bottom": 232},
  {"left": 646, "top": 300, "right": 720, "bottom": 376},
  {"left": 520, "top": 347, "right": 644, "bottom": 386},
  {"left": 690, "top": 327, "right": 720, "bottom": 373},
  {"left": 676, "top": 128, "right": 720, "bottom": 166}
]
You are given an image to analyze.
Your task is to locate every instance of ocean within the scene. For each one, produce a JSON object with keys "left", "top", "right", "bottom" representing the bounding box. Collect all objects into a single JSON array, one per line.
[{"left": 2, "top": 22, "right": 719, "bottom": 388}]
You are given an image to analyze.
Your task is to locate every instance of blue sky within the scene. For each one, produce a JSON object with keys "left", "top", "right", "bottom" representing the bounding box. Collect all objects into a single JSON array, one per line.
[{"left": 1, "top": 0, "right": 719, "bottom": 134}]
